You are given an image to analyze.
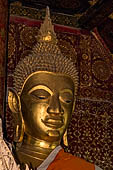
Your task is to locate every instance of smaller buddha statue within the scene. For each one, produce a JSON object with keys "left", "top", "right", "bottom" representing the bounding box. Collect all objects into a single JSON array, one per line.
[{"left": 0, "top": 7, "right": 102, "bottom": 170}]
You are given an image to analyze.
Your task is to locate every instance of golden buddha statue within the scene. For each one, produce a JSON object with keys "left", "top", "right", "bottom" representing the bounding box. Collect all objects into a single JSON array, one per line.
[{"left": 0, "top": 7, "right": 102, "bottom": 170}]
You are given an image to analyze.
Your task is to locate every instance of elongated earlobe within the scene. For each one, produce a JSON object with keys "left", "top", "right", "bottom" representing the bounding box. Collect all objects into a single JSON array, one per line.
[
  {"left": 63, "top": 129, "right": 68, "bottom": 146},
  {"left": 8, "top": 88, "right": 24, "bottom": 142}
]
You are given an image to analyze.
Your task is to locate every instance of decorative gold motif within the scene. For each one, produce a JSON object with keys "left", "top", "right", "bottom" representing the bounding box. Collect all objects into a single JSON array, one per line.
[
  {"left": 68, "top": 99, "right": 113, "bottom": 169},
  {"left": 20, "top": 27, "right": 38, "bottom": 48},
  {"left": 88, "top": 0, "right": 99, "bottom": 6},
  {"left": 92, "top": 60, "right": 111, "bottom": 81},
  {"left": 8, "top": 32, "right": 15, "bottom": 57},
  {"left": 10, "top": 1, "right": 22, "bottom": 6},
  {"left": 82, "top": 54, "right": 89, "bottom": 60},
  {"left": 10, "top": 5, "right": 79, "bottom": 28},
  {"left": 109, "top": 13, "right": 113, "bottom": 20},
  {"left": 58, "top": 38, "right": 77, "bottom": 64}
]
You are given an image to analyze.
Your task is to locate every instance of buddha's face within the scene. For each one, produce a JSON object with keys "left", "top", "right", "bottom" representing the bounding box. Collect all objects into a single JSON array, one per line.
[{"left": 20, "top": 71, "right": 75, "bottom": 142}]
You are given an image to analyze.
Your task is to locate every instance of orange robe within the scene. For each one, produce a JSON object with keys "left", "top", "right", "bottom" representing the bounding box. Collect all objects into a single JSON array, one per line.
[{"left": 47, "top": 149, "right": 95, "bottom": 170}]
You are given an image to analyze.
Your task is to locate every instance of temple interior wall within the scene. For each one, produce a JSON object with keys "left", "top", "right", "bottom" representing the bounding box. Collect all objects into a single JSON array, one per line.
[{"left": 0, "top": 2, "right": 113, "bottom": 169}]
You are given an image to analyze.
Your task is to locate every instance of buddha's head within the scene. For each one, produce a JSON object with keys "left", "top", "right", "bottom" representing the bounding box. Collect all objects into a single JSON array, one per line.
[{"left": 8, "top": 7, "right": 78, "bottom": 147}]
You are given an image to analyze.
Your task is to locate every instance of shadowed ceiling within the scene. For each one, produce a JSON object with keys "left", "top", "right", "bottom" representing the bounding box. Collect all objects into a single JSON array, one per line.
[{"left": 9, "top": 0, "right": 113, "bottom": 53}]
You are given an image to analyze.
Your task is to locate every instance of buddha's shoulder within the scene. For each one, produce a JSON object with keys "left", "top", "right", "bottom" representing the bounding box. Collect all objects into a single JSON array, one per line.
[{"left": 48, "top": 149, "right": 99, "bottom": 170}]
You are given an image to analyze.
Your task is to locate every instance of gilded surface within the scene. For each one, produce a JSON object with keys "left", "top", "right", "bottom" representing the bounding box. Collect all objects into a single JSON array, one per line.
[{"left": 6, "top": 6, "right": 113, "bottom": 170}]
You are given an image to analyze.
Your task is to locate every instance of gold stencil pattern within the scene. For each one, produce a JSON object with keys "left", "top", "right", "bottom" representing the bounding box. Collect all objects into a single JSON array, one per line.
[{"left": 92, "top": 60, "right": 111, "bottom": 81}]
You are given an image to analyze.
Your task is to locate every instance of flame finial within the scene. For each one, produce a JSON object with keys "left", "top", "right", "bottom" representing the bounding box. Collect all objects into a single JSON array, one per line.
[{"left": 38, "top": 6, "right": 57, "bottom": 43}]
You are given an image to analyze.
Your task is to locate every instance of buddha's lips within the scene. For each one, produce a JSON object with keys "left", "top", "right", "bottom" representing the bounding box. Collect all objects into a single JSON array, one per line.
[
  {"left": 45, "top": 115, "right": 64, "bottom": 121},
  {"left": 41, "top": 116, "right": 64, "bottom": 128}
]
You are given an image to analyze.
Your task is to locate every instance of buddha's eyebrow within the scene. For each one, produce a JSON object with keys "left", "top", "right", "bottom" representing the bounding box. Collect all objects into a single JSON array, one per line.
[
  {"left": 60, "top": 89, "right": 73, "bottom": 95},
  {"left": 28, "top": 85, "right": 53, "bottom": 95}
]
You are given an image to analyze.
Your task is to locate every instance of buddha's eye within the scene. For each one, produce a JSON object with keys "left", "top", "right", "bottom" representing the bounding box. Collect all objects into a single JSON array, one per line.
[
  {"left": 38, "top": 96, "right": 47, "bottom": 99},
  {"left": 65, "top": 100, "right": 72, "bottom": 104},
  {"left": 29, "top": 89, "right": 50, "bottom": 100},
  {"left": 59, "top": 92, "right": 73, "bottom": 104},
  {"left": 33, "top": 95, "right": 47, "bottom": 100}
]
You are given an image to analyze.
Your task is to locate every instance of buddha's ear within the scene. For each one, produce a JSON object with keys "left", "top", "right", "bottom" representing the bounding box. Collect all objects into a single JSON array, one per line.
[
  {"left": 8, "top": 88, "right": 24, "bottom": 143},
  {"left": 8, "top": 88, "right": 20, "bottom": 114},
  {"left": 72, "top": 96, "right": 76, "bottom": 113}
]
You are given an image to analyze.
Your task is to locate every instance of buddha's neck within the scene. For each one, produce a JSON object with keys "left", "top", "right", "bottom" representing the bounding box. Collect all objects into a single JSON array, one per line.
[
  {"left": 16, "top": 134, "right": 60, "bottom": 169},
  {"left": 23, "top": 133, "right": 60, "bottom": 150}
]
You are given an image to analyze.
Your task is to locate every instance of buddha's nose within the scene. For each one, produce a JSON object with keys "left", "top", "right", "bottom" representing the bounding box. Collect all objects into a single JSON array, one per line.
[{"left": 47, "top": 94, "right": 63, "bottom": 115}]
